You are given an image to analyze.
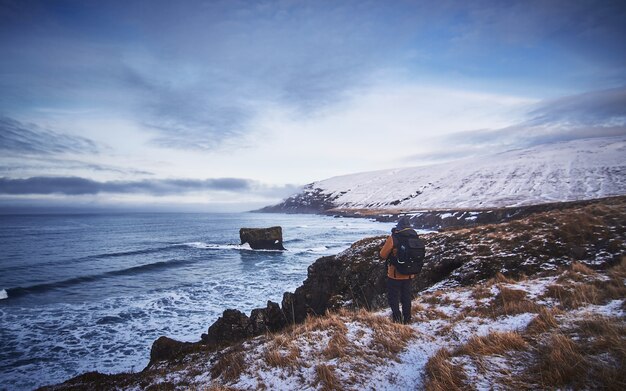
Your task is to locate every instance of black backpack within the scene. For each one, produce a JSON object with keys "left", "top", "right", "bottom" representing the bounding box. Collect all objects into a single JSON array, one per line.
[{"left": 390, "top": 230, "right": 426, "bottom": 275}]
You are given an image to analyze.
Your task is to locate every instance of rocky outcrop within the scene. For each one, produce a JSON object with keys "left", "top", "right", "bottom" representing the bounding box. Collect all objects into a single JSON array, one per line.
[
  {"left": 256, "top": 185, "right": 342, "bottom": 214},
  {"left": 149, "top": 336, "right": 198, "bottom": 366},
  {"left": 199, "top": 301, "right": 287, "bottom": 348},
  {"left": 240, "top": 226, "right": 286, "bottom": 250},
  {"left": 282, "top": 197, "right": 626, "bottom": 323}
]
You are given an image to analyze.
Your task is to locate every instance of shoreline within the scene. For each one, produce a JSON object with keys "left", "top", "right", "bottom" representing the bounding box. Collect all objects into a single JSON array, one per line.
[{"left": 260, "top": 195, "right": 626, "bottom": 230}]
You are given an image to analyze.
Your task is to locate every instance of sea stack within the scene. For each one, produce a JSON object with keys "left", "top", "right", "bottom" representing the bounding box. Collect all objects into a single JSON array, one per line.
[{"left": 239, "top": 226, "right": 286, "bottom": 250}]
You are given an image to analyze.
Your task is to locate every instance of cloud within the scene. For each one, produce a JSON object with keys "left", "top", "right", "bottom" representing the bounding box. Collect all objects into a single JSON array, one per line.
[
  {"left": 0, "top": 116, "right": 99, "bottom": 155},
  {"left": 525, "top": 87, "right": 626, "bottom": 127},
  {"left": 0, "top": 156, "right": 154, "bottom": 177},
  {"left": 405, "top": 86, "right": 626, "bottom": 163},
  {"left": 0, "top": 176, "right": 299, "bottom": 197}
]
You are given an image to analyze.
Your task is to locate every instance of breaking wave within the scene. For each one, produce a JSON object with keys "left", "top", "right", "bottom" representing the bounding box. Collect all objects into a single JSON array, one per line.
[{"left": 3, "top": 258, "right": 193, "bottom": 300}]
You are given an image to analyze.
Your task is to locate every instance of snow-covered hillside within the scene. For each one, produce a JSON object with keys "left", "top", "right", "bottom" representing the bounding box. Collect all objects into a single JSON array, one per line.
[{"left": 273, "top": 136, "right": 626, "bottom": 211}]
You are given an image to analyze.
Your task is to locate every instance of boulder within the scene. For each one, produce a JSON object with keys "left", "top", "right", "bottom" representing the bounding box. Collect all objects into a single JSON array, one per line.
[
  {"left": 149, "top": 336, "right": 197, "bottom": 366},
  {"left": 201, "top": 301, "right": 287, "bottom": 347},
  {"left": 240, "top": 226, "right": 286, "bottom": 250}
]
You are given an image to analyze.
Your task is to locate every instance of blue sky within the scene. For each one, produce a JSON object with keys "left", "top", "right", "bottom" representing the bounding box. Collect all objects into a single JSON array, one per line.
[{"left": 1, "top": 0, "right": 625, "bottom": 212}]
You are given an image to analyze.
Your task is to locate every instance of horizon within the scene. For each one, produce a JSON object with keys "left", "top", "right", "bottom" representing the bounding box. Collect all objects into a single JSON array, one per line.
[{"left": 1, "top": 0, "right": 625, "bottom": 212}]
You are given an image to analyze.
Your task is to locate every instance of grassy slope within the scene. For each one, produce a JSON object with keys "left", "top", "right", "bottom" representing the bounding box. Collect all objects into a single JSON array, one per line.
[{"left": 43, "top": 198, "right": 626, "bottom": 390}]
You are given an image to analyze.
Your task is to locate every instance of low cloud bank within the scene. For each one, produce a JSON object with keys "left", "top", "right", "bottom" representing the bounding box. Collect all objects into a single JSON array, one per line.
[{"left": 0, "top": 176, "right": 298, "bottom": 197}]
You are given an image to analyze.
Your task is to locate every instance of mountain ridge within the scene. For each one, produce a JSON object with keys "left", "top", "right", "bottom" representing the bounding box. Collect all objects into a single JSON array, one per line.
[{"left": 261, "top": 136, "right": 626, "bottom": 215}]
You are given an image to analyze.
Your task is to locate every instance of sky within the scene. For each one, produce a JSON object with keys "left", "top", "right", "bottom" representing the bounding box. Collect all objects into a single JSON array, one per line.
[{"left": 1, "top": 0, "right": 625, "bottom": 212}]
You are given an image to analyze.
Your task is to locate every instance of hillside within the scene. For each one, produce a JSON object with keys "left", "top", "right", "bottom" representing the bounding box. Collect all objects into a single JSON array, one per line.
[
  {"left": 261, "top": 136, "right": 626, "bottom": 214},
  {"left": 42, "top": 196, "right": 626, "bottom": 390}
]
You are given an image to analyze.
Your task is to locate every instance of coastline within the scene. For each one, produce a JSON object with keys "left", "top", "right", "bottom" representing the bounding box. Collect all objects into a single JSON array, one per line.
[{"left": 41, "top": 195, "right": 626, "bottom": 389}]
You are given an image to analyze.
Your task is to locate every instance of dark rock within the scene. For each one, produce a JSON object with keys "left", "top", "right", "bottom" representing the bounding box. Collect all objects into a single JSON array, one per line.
[
  {"left": 250, "top": 301, "right": 288, "bottom": 334},
  {"left": 149, "top": 336, "right": 197, "bottom": 366},
  {"left": 201, "top": 301, "right": 287, "bottom": 347},
  {"left": 203, "top": 309, "right": 252, "bottom": 347},
  {"left": 240, "top": 226, "right": 285, "bottom": 250},
  {"left": 255, "top": 185, "right": 340, "bottom": 214},
  {"left": 282, "top": 237, "right": 389, "bottom": 324}
]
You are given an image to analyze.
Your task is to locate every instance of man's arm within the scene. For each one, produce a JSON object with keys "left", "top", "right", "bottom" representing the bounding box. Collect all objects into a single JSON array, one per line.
[{"left": 380, "top": 236, "right": 394, "bottom": 260}]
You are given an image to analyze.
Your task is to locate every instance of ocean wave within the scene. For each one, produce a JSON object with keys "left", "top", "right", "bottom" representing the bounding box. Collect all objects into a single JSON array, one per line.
[
  {"left": 95, "top": 246, "right": 180, "bottom": 259},
  {"left": 0, "top": 289, "right": 7, "bottom": 300},
  {"left": 3, "top": 259, "right": 191, "bottom": 300},
  {"left": 6, "top": 245, "right": 182, "bottom": 273},
  {"left": 182, "top": 242, "right": 284, "bottom": 252},
  {"left": 306, "top": 246, "right": 329, "bottom": 252}
]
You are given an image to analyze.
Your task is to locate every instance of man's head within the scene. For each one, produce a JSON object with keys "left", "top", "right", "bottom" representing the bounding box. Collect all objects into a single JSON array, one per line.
[{"left": 395, "top": 216, "right": 411, "bottom": 230}]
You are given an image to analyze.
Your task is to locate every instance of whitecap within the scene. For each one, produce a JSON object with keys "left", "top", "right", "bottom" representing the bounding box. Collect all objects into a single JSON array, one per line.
[
  {"left": 307, "top": 246, "right": 329, "bottom": 252},
  {"left": 182, "top": 242, "right": 276, "bottom": 251},
  {"left": 0, "top": 289, "right": 7, "bottom": 300}
]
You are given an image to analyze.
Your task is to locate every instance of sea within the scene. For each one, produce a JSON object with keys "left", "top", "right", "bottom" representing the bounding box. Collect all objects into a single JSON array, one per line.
[{"left": 0, "top": 212, "right": 393, "bottom": 390}]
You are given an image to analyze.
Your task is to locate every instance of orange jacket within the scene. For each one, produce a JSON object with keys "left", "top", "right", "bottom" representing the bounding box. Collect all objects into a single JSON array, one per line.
[{"left": 380, "top": 233, "right": 414, "bottom": 280}]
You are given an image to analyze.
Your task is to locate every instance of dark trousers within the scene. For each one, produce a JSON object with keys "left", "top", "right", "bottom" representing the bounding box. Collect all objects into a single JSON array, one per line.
[{"left": 387, "top": 277, "right": 412, "bottom": 323}]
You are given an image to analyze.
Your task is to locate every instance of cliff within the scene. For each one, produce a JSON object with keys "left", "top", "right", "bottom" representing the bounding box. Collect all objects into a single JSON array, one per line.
[{"left": 40, "top": 196, "right": 626, "bottom": 390}]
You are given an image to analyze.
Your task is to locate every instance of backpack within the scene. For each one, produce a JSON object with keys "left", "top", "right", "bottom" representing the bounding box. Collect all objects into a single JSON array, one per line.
[{"left": 390, "top": 230, "right": 426, "bottom": 275}]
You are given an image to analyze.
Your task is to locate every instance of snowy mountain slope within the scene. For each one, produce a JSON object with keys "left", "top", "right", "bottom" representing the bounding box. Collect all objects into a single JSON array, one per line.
[{"left": 272, "top": 136, "right": 626, "bottom": 211}]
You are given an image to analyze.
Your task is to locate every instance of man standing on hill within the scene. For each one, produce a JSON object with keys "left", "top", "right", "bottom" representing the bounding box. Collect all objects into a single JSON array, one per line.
[{"left": 380, "top": 216, "right": 420, "bottom": 324}]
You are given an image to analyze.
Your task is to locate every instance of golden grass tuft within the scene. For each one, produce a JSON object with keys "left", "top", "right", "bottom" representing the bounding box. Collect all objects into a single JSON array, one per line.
[
  {"left": 533, "top": 333, "right": 586, "bottom": 387},
  {"left": 544, "top": 282, "right": 602, "bottom": 309},
  {"left": 493, "top": 272, "right": 516, "bottom": 284},
  {"left": 264, "top": 344, "right": 300, "bottom": 368},
  {"left": 456, "top": 331, "right": 527, "bottom": 357},
  {"left": 207, "top": 385, "right": 241, "bottom": 391},
  {"left": 314, "top": 364, "right": 343, "bottom": 391},
  {"left": 371, "top": 322, "right": 415, "bottom": 358},
  {"left": 322, "top": 330, "right": 350, "bottom": 360},
  {"left": 421, "top": 290, "right": 455, "bottom": 305},
  {"left": 571, "top": 261, "right": 596, "bottom": 275},
  {"left": 471, "top": 285, "right": 492, "bottom": 300},
  {"left": 526, "top": 307, "right": 560, "bottom": 334},
  {"left": 424, "top": 348, "right": 467, "bottom": 391},
  {"left": 210, "top": 347, "right": 245, "bottom": 382},
  {"left": 490, "top": 286, "right": 541, "bottom": 317},
  {"left": 302, "top": 313, "right": 348, "bottom": 334},
  {"left": 576, "top": 315, "right": 626, "bottom": 361}
]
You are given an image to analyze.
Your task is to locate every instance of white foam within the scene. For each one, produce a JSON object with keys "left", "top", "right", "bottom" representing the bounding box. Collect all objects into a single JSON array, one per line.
[
  {"left": 307, "top": 246, "right": 329, "bottom": 252},
  {"left": 0, "top": 289, "right": 7, "bottom": 300},
  {"left": 183, "top": 242, "right": 252, "bottom": 250}
]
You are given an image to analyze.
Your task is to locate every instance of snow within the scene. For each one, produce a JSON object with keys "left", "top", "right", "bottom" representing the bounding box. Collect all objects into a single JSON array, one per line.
[
  {"left": 299, "top": 136, "right": 626, "bottom": 210},
  {"left": 142, "top": 257, "right": 625, "bottom": 391}
]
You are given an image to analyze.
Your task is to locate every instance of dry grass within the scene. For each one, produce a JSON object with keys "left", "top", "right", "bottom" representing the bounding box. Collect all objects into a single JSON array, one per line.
[
  {"left": 493, "top": 272, "right": 516, "bottom": 284},
  {"left": 571, "top": 261, "right": 596, "bottom": 275},
  {"left": 371, "top": 322, "right": 415, "bottom": 358},
  {"left": 331, "top": 309, "right": 417, "bottom": 360},
  {"left": 314, "top": 364, "right": 343, "bottom": 391},
  {"left": 421, "top": 291, "right": 456, "bottom": 305},
  {"left": 533, "top": 333, "right": 586, "bottom": 387},
  {"left": 456, "top": 331, "right": 527, "bottom": 357},
  {"left": 471, "top": 285, "right": 492, "bottom": 300},
  {"left": 302, "top": 313, "right": 349, "bottom": 334},
  {"left": 521, "top": 313, "right": 626, "bottom": 390},
  {"left": 487, "top": 286, "right": 541, "bottom": 317},
  {"left": 322, "top": 330, "right": 350, "bottom": 359},
  {"left": 264, "top": 345, "right": 300, "bottom": 368},
  {"left": 206, "top": 385, "right": 242, "bottom": 391},
  {"left": 210, "top": 346, "right": 245, "bottom": 382},
  {"left": 526, "top": 307, "right": 560, "bottom": 334},
  {"left": 545, "top": 282, "right": 602, "bottom": 309},
  {"left": 424, "top": 348, "right": 467, "bottom": 391},
  {"left": 575, "top": 315, "right": 626, "bottom": 390}
]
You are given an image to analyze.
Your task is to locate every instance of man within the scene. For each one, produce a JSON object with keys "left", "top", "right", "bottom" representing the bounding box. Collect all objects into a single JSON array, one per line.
[{"left": 380, "top": 216, "right": 419, "bottom": 324}]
